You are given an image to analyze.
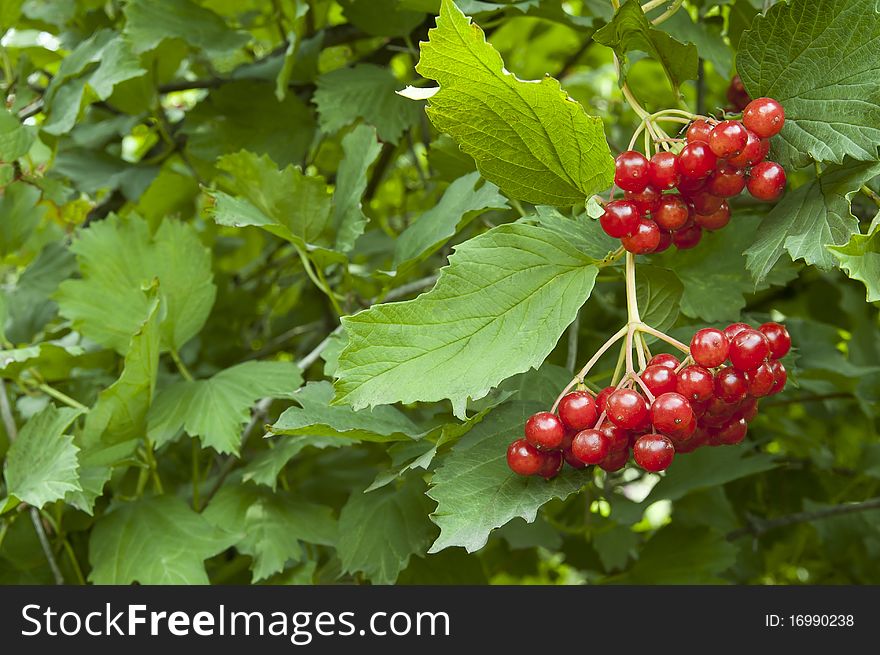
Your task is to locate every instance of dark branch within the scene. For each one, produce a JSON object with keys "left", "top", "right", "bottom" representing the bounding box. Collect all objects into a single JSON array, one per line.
[{"left": 726, "top": 497, "right": 880, "bottom": 541}]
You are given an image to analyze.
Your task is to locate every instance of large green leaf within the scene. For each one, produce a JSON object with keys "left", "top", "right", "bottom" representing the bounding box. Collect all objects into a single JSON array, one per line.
[
  {"left": 334, "top": 222, "right": 599, "bottom": 417},
  {"left": 88, "top": 496, "right": 239, "bottom": 584},
  {"left": 203, "top": 484, "right": 337, "bottom": 582},
  {"left": 56, "top": 215, "right": 216, "bottom": 354},
  {"left": 393, "top": 172, "right": 508, "bottom": 270},
  {"left": 613, "top": 527, "right": 737, "bottom": 584},
  {"left": 829, "top": 217, "right": 880, "bottom": 302},
  {"left": 333, "top": 125, "right": 382, "bottom": 252},
  {"left": 314, "top": 64, "right": 424, "bottom": 143},
  {"left": 148, "top": 361, "right": 303, "bottom": 455},
  {"left": 738, "top": 0, "right": 880, "bottom": 167},
  {"left": 594, "top": 0, "right": 698, "bottom": 93},
  {"left": 337, "top": 476, "right": 436, "bottom": 584},
  {"left": 636, "top": 265, "right": 682, "bottom": 335},
  {"left": 241, "top": 436, "right": 346, "bottom": 490},
  {"left": 415, "top": 0, "right": 614, "bottom": 206},
  {"left": 0, "top": 107, "right": 35, "bottom": 160},
  {"left": 744, "top": 161, "right": 880, "bottom": 285},
  {"left": 2, "top": 405, "right": 82, "bottom": 512},
  {"left": 0, "top": 182, "right": 45, "bottom": 257},
  {"left": 659, "top": 10, "right": 730, "bottom": 79},
  {"left": 426, "top": 402, "right": 593, "bottom": 553}
]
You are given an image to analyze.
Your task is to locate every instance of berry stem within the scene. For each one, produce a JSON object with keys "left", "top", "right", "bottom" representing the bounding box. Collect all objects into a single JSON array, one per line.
[
  {"left": 637, "top": 323, "right": 690, "bottom": 354},
  {"left": 860, "top": 185, "right": 880, "bottom": 208},
  {"left": 624, "top": 252, "right": 641, "bottom": 324},
  {"left": 551, "top": 325, "right": 629, "bottom": 412},
  {"left": 651, "top": 0, "right": 684, "bottom": 25}
]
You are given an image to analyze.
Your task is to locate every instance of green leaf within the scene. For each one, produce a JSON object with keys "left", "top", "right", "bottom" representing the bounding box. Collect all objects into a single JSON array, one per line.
[
  {"left": 738, "top": 0, "right": 880, "bottom": 167},
  {"left": 124, "top": 0, "right": 249, "bottom": 59},
  {"left": 2, "top": 405, "right": 82, "bottom": 512},
  {"left": 427, "top": 402, "right": 592, "bottom": 553},
  {"left": 636, "top": 265, "right": 682, "bottom": 335},
  {"left": 333, "top": 125, "right": 382, "bottom": 252},
  {"left": 314, "top": 64, "right": 424, "bottom": 144},
  {"left": 659, "top": 11, "right": 730, "bottom": 79},
  {"left": 594, "top": 0, "right": 698, "bottom": 93},
  {"left": 415, "top": 0, "right": 614, "bottom": 205},
  {"left": 337, "top": 476, "right": 436, "bottom": 584},
  {"left": 203, "top": 484, "right": 336, "bottom": 582},
  {"left": 744, "top": 161, "right": 880, "bottom": 285},
  {"left": 339, "top": 0, "right": 426, "bottom": 37},
  {"left": 211, "top": 150, "right": 334, "bottom": 249},
  {"left": 392, "top": 171, "right": 508, "bottom": 269},
  {"left": 148, "top": 361, "right": 303, "bottom": 455},
  {"left": 56, "top": 214, "right": 216, "bottom": 355},
  {"left": 614, "top": 527, "right": 737, "bottom": 583},
  {"left": 829, "top": 220, "right": 880, "bottom": 302},
  {"left": 0, "top": 182, "right": 45, "bottom": 257},
  {"left": 0, "top": 108, "right": 35, "bottom": 160},
  {"left": 530, "top": 206, "right": 621, "bottom": 259},
  {"left": 334, "top": 223, "right": 599, "bottom": 417},
  {"left": 0, "top": 342, "right": 107, "bottom": 381},
  {"left": 268, "top": 381, "right": 421, "bottom": 443},
  {"left": 64, "top": 440, "right": 139, "bottom": 515},
  {"left": 88, "top": 496, "right": 239, "bottom": 584},
  {"left": 241, "top": 436, "right": 345, "bottom": 490}
]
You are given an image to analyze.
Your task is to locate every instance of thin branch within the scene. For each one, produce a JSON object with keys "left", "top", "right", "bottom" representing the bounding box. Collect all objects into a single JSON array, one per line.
[
  {"left": 0, "top": 380, "right": 18, "bottom": 442},
  {"left": 727, "top": 497, "right": 880, "bottom": 541},
  {"left": 31, "top": 509, "right": 65, "bottom": 584}
]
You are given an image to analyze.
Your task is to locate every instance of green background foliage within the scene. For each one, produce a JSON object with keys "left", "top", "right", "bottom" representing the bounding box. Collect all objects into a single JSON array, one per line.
[{"left": 0, "top": 0, "right": 878, "bottom": 586}]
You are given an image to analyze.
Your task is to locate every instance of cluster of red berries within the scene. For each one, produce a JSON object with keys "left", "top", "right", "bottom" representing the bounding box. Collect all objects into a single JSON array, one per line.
[
  {"left": 506, "top": 322, "right": 791, "bottom": 478},
  {"left": 600, "top": 97, "right": 787, "bottom": 255}
]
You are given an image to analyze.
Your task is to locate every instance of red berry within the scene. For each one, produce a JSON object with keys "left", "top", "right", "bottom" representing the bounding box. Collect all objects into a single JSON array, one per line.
[
  {"left": 621, "top": 218, "right": 661, "bottom": 254},
  {"left": 672, "top": 224, "right": 702, "bottom": 250},
  {"left": 596, "top": 386, "right": 615, "bottom": 414},
  {"left": 747, "top": 161, "right": 786, "bottom": 201},
  {"left": 563, "top": 448, "right": 588, "bottom": 470},
  {"left": 599, "top": 447, "right": 629, "bottom": 472},
  {"left": 694, "top": 202, "right": 730, "bottom": 231},
  {"left": 507, "top": 439, "right": 543, "bottom": 476},
  {"left": 759, "top": 322, "right": 791, "bottom": 359},
  {"left": 675, "top": 426, "right": 710, "bottom": 453},
  {"left": 558, "top": 391, "right": 598, "bottom": 431},
  {"left": 654, "top": 195, "right": 690, "bottom": 231},
  {"left": 723, "top": 322, "right": 751, "bottom": 342},
  {"left": 677, "top": 142, "right": 717, "bottom": 179},
  {"left": 728, "top": 129, "right": 769, "bottom": 168},
  {"left": 676, "top": 365, "right": 714, "bottom": 402},
  {"left": 714, "top": 366, "right": 748, "bottom": 403},
  {"left": 649, "top": 151, "right": 680, "bottom": 190},
  {"left": 537, "top": 450, "right": 564, "bottom": 479},
  {"left": 524, "top": 412, "right": 566, "bottom": 450},
  {"left": 729, "top": 328, "right": 771, "bottom": 371},
  {"left": 606, "top": 389, "right": 649, "bottom": 430},
  {"left": 705, "top": 395, "right": 739, "bottom": 419},
  {"left": 746, "top": 362, "right": 775, "bottom": 397},
  {"left": 676, "top": 176, "right": 706, "bottom": 194},
  {"left": 709, "top": 120, "right": 749, "bottom": 158},
  {"left": 690, "top": 328, "right": 730, "bottom": 368},
  {"left": 743, "top": 97, "right": 785, "bottom": 138},
  {"left": 706, "top": 163, "right": 746, "bottom": 198},
  {"left": 652, "top": 230, "right": 673, "bottom": 253},
  {"left": 688, "top": 191, "right": 724, "bottom": 215},
  {"left": 736, "top": 398, "right": 759, "bottom": 423},
  {"left": 651, "top": 392, "right": 696, "bottom": 438},
  {"left": 768, "top": 360, "right": 787, "bottom": 394},
  {"left": 624, "top": 185, "right": 662, "bottom": 214},
  {"left": 633, "top": 434, "right": 675, "bottom": 472},
  {"left": 649, "top": 353, "right": 680, "bottom": 370},
  {"left": 599, "top": 200, "right": 640, "bottom": 238},
  {"left": 571, "top": 429, "right": 611, "bottom": 465},
  {"left": 714, "top": 417, "right": 748, "bottom": 445},
  {"left": 641, "top": 365, "right": 678, "bottom": 397},
  {"left": 726, "top": 75, "right": 751, "bottom": 111},
  {"left": 686, "top": 120, "right": 713, "bottom": 144},
  {"left": 601, "top": 421, "right": 630, "bottom": 453},
  {"left": 615, "top": 151, "right": 651, "bottom": 192}
]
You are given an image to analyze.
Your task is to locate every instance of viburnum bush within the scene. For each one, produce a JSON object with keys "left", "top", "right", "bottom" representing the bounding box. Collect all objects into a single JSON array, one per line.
[{"left": 1, "top": 0, "right": 879, "bottom": 586}]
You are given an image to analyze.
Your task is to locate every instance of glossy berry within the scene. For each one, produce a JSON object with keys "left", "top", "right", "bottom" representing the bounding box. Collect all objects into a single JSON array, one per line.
[
  {"left": 599, "top": 448, "right": 629, "bottom": 472},
  {"left": 601, "top": 422, "right": 629, "bottom": 453},
  {"left": 723, "top": 322, "right": 751, "bottom": 342},
  {"left": 715, "top": 418, "right": 748, "bottom": 445},
  {"left": 624, "top": 185, "right": 662, "bottom": 213},
  {"left": 768, "top": 360, "right": 787, "bottom": 394},
  {"left": 690, "top": 328, "right": 730, "bottom": 368},
  {"left": 649, "top": 151, "right": 680, "bottom": 190},
  {"left": 694, "top": 202, "right": 730, "bottom": 231},
  {"left": 746, "top": 362, "right": 776, "bottom": 397},
  {"left": 728, "top": 130, "right": 770, "bottom": 168},
  {"left": 537, "top": 450, "right": 564, "bottom": 479},
  {"left": 558, "top": 391, "right": 598, "bottom": 431},
  {"left": 706, "top": 164, "right": 746, "bottom": 198},
  {"left": 672, "top": 224, "right": 703, "bottom": 250},
  {"left": 729, "top": 329, "right": 771, "bottom": 371},
  {"left": 677, "top": 142, "right": 717, "bottom": 179},
  {"left": 677, "top": 175, "right": 706, "bottom": 194},
  {"left": 571, "top": 429, "right": 611, "bottom": 465},
  {"left": 686, "top": 120, "right": 713, "bottom": 144},
  {"left": 759, "top": 322, "right": 791, "bottom": 359},
  {"left": 653, "top": 230, "right": 673, "bottom": 254},
  {"left": 507, "top": 439, "right": 542, "bottom": 476},
  {"left": 747, "top": 161, "right": 786, "bottom": 201},
  {"left": 688, "top": 191, "right": 724, "bottom": 215},
  {"left": 524, "top": 412, "right": 566, "bottom": 451},
  {"left": 651, "top": 392, "right": 696, "bottom": 437},
  {"left": 743, "top": 97, "right": 785, "bottom": 138},
  {"left": 714, "top": 366, "right": 749, "bottom": 403},
  {"left": 600, "top": 200, "right": 640, "bottom": 238},
  {"left": 676, "top": 365, "right": 714, "bottom": 402},
  {"left": 633, "top": 434, "right": 675, "bottom": 472},
  {"left": 606, "top": 389, "right": 649, "bottom": 430},
  {"left": 653, "top": 195, "right": 689, "bottom": 231},
  {"left": 727, "top": 75, "right": 751, "bottom": 111},
  {"left": 641, "top": 365, "right": 678, "bottom": 397},
  {"left": 705, "top": 395, "right": 739, "bottom": 419},
  {"left": 736, "top": 398, "right": 760, "bottom": 423},
  {"left": 621, "top": 218, "right": 661, "bottom": 254},
  {"left": 708, "top": 120, "right": 749, "bottom": 158},
  {"left": 563, "top": 448, "right": 587, "bottom": 470},
  {"left": 615, "top": 150, "right": 651, "bottom": 192},
  {"left": 649, "top": 353, "right": 680, "bottom": 370},
  {"left": 596, "top": 386, "right": 615, "bottom": 414}
]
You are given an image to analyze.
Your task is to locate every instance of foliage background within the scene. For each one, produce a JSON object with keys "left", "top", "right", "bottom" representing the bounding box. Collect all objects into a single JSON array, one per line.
[{"left": 0, "top": 0, "right": 879, "bottom": 585}]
